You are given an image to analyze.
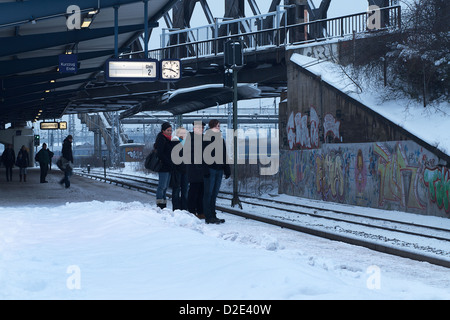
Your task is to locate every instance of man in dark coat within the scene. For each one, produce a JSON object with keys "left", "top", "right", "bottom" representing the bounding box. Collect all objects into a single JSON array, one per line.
[
  {"left": 1, "top": 144, "right": 15, "bottom": 182},
  {"left": 35, "top": 143, "right": 51, "bottom": 183},
  {"left": 59, "top": 135, "right": 74, "bottom": 188},
  {"left": 186, "top": 121, "right": 206, "bottom": 218},
  {"left": 202, "top": 119, "right": 231, "bottom": 224}
]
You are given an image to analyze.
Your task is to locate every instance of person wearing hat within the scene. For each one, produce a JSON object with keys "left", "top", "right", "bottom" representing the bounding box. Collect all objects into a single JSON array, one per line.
[
  {"left": 186, "top": 121, "right": 206, "bottom": 218},
  {"left": 154, "top": 122, "right": 174, "bottom": 209},
  {"left": 59, "top": 135, "right": 74, "bottom": 188}
]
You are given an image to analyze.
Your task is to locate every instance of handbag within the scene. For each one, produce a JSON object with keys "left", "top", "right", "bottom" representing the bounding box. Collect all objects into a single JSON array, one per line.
[
  {"left": 57, "top": 157, "right": 73, "bottom": 171},
  {"left": 145, "top": 149, "right": 162, "bottom": 172},
  {"left": 56, "top": 157, "right": 64, "bottom": 171}
]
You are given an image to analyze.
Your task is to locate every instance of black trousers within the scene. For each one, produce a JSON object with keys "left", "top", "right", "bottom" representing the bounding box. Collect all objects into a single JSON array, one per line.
[
  {"left": 188, "top": 182, "right": 204, "bottom": 215},
  {"left": 5, "top": 166, "right": 12, "bottom": 181},
  {"left": 40, "top": 164, "right": 49, "bottom": 182}
]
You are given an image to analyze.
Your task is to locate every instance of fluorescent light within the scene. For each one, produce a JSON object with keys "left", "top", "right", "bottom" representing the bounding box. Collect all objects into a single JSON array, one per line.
[{"left": 81, "top": 18, "right": 92, "bottom": 28}]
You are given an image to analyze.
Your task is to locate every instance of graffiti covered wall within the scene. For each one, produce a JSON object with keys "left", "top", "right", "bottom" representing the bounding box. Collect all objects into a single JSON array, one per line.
[
  {"left": 280, "top": 141, "right": 450, "bottom": 217},
  {"left": 280, "top": 50, "right": 450, "bottom": 218}
]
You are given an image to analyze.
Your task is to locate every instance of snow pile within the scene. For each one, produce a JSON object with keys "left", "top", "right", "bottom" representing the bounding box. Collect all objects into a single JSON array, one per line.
[{"left": 0, "top": 200, "right": 449, "bottom": 300}]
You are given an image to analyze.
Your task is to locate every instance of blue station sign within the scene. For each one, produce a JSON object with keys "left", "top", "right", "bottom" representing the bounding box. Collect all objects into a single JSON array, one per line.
[{"left": 59, "top": 54, "right": 78, "bottom": 74}]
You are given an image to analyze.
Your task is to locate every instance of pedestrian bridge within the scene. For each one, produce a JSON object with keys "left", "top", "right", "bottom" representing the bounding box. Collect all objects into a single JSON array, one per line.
[{"left": 70, "top": 4, "right": 402, "bottom": 119}]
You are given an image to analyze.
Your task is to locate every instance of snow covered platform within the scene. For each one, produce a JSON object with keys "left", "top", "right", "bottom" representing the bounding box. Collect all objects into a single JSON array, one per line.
[
  {"left": 0, "top": 167, "right": 153, "bottom": 206},
  {"left": 0, "top": 167, "right": 449, "bottom": 300}
]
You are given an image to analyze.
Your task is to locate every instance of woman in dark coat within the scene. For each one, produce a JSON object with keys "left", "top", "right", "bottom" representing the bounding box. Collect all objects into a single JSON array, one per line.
[
  {"left": 155, "top": 122, "right": 173, "bottom": 209},
  {"left": 16, "top": 145, "right": 30, "bottom": 182},
  {"left": 1, "top": 144, "right": 15, "bottom": 182}
]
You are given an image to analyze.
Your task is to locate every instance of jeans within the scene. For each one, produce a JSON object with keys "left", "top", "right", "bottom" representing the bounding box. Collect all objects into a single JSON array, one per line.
[
  {"left": 60, "top": 167, "right": 72, "bottom": 188},
  {"left": 156, "top": 171, "right": 171, "bottom": 201},
  {"left": 203, "top": 168, "right": 224, "bottom": 220},
  {"left": 172, "top": 172, "right": 188, "bottom": 210}
]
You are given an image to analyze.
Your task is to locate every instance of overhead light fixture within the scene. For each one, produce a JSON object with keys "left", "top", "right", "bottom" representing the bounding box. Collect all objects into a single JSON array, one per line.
[
  {"left": 88, "top": 10, "right": 99, "bottom": 15},
  {"left": 81, "top": 18, "right": 92, "bottom": 28}
]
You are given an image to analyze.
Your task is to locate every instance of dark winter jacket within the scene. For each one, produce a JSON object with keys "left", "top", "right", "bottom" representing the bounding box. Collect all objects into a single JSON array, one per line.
[
  {"left": 186, "top": 131, "right": 205, "bottom": 183},
  {"left": 16, "top": 149, "right": 30, "bottom": 168},
  {"left": 62, "top": 138, "right": 73, "bottom": 163},
  {"left": 202, "top": 130, "right": 231, "bottom": 178},
  {"left": 36, "top": 148, "right": 51, "bottom": 166},
  {"left": 154, "top": 132, "right": 173, "bottom": 172},
  {"left": 171, "top": 137, "right": 186, "bottom": 174},
  {"left": 1, "top": 148, "right": 15, "bottom": 167}
]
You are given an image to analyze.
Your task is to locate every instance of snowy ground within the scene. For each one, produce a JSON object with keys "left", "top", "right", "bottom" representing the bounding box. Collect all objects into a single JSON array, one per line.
[{"left": 0, "top": 168, "right": 449, "bottom": 300}]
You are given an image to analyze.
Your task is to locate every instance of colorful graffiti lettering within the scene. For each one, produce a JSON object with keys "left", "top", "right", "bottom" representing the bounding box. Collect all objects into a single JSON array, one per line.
[
  {"left": 424, "top": 167, "right": 450, "bottom": 214},
  {"left": 323, "top": 114, "right": 340, "bottom": 141},
  {"left": 355, "top": 149, "right": 367, "bottom": 194},
  {"left": 374, "top": 143, "right": 425, "bottom": 210},
  {"left": 315, "top": 151, "right": 348, "bottom": 202},
  {"left": 286, "top": 107, "right": 320, "bottom": 150}
]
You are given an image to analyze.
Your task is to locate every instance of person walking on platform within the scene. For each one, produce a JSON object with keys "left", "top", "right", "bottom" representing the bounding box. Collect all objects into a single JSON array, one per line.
[
  {"left": 171, "top": 127, "right": 189, "bottom": 211},
  {"left": 59, "top": 135, "right": 74, "bottom": 189},
  {"left": 16, "top": 145, "right": 30, "bottom": 182},
  {"left": 187, "top": 121, "right": 206, "bottom": 219},
  {"left": 202, "top": 119, "right": 231, "bottom": 224},
  {"left": 35, "top": 143, "right": 52, "bottom": 183},
  {"left": 155, "top": 122, "right": 174, "bottom": 209},
  {"left": 2, "top": 144, "right": 15, "bottom": 182}
]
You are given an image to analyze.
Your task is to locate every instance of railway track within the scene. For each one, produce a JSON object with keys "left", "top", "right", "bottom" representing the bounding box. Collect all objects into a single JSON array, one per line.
[{"left": 75, "top": 169, "right": 450, "bottom": 268}]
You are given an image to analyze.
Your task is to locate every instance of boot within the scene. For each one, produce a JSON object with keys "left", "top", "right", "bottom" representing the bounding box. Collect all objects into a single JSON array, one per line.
[
  {"left": 156, "top": 199, "right": 166, "bottom": 209},
  {"left": 19, "top": 174, "right": 22, "bottom": 182}
]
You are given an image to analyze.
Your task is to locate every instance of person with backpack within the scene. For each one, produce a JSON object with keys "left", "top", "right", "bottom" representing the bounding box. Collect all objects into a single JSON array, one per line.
[
  {"left": 59, "top": 135, "right": 74, "bottom": 188},
  {"left": 154, "top": 122, "right": 174, "bottom": 209},
  {"left": 16, "top": 145, "right": 30, "bottom": 182}
]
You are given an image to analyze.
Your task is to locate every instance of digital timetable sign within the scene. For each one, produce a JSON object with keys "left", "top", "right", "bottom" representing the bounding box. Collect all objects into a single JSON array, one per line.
[{"left": 40, "top": 122, "right": 67, "bottom": 130}]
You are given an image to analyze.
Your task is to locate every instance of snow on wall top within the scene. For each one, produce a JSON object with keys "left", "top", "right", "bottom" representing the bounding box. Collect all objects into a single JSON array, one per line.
[{"left": 290, "top": 53, "right": 450, "bottom": 158}]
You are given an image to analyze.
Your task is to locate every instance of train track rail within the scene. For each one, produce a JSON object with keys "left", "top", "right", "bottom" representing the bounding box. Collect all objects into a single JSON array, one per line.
[{"left": 75, "top": 169, "right": 450, "bottom": 268}]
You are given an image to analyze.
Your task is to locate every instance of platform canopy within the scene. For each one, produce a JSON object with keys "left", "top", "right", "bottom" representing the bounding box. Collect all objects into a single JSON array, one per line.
[{"left": 0, "top": 0, "right": 178, "bottom": 125}]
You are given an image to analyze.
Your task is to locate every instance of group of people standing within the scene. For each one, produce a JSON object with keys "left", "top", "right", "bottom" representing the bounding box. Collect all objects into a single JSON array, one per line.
[
  {"left": 1, "top": 144, "right": 32, "bottom": 182},
  {"left": 1, "top": 135, "right": 72, "bottom": 186},
  {"left": 154, "top": 120, "right": 231, "bottom": 225}
]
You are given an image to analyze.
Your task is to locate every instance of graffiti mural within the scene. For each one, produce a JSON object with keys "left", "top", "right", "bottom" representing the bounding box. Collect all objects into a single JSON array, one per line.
[
  {"left": 315, "top": 150, "right": 349, "bottom": 202},
  {"left": 323, "top": 113, "right": 341, "bottom": 141},
  {"left": 355, "top": 149, "right": 367, "bottom": 201},
  {"left": 286, "top": 107, "right": 320, "bottom": 150},
  {"left": 374, "top": 143, "right": 426, "bottom": 210},
  {"left": 279, "top": 141, "right": 449, "bottom": 218},
  {"left": 424, "top": 167, "right": 450, "bottom": 213}
]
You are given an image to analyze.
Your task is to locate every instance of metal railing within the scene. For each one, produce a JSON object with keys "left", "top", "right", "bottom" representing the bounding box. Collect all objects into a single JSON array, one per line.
[{"left": 144, "top": 5, "right": 401, "bottom": 61}]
